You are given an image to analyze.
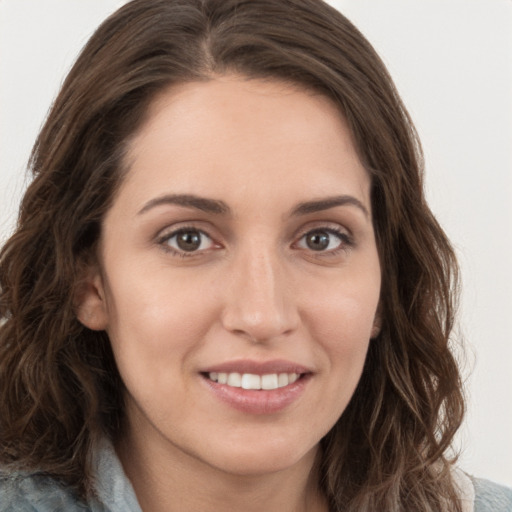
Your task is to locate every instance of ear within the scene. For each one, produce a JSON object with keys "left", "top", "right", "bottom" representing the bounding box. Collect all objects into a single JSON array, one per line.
[
  {"left": 75, "top": 266, "right": 109, "bottom": 331},
  {"left": 370, "top": 306, "right": 382, "bottom": 339}
]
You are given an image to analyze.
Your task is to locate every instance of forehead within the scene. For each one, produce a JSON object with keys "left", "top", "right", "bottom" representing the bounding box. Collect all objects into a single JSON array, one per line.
[{"left": 117, "top": 75, "right": 370, "bottom": 214}]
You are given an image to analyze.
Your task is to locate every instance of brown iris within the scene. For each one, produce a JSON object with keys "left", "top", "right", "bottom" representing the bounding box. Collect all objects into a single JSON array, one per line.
[
  {"left": 305, "top": 231, "right": 330, "bottom": 251},
  {"left": 175, "top": 230, "right": 202, "bottom": 251}
]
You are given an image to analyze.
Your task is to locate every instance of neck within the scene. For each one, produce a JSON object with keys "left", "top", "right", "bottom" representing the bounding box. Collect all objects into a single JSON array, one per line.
[{"left": 116, "top": 421, "right": 327, "bottom": 512}]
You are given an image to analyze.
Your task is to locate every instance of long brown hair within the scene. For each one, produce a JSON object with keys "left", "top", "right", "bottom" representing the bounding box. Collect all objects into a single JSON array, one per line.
[{"left": 0, "top": 1, "right": 464, "bottom": 509}]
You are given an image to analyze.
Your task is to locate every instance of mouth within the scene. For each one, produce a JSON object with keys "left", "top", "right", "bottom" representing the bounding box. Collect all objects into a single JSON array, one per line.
[
  {"left": 204, "top": 371, "right": 301, "bottom": 390},
  {"left": 199, "top": 361, "right": 312, "bottom": 414}
]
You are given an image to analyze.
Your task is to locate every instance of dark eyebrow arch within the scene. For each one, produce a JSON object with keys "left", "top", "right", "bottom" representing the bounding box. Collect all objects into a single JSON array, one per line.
[
  {"left": 291, "top": 195, "right": 369, "bottom": 218},
  {"left": 138, "top": 194, "right": 231, "bottom": 215}
]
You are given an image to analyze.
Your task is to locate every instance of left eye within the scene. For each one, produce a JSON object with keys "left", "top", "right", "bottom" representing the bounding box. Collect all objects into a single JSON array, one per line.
[
  {"left": 297, "top": 229, "right": 346, "bottom": 252},
  {"left": 163, "top": 228, "right": 214, "bottom": 253}
]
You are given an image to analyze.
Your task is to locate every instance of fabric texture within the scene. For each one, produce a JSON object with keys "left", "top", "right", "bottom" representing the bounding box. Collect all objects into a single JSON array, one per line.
[
  {"left": 1, "top": 440, "right": 511, "bottom": 511},
  {"left": 473, "top": 476, "right": 512, "bottom": 512}
]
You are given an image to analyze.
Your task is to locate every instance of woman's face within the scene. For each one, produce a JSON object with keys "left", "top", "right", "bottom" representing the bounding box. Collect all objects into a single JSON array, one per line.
[{"left": 80, "top": 76, "right": 381, "bottom": 476}]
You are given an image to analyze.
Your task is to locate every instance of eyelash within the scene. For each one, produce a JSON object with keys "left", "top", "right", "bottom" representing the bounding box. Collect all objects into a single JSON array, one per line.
[
  {"left": 156, "top": 225, "right": 354, "bottom": 258},
  {"left": 157, "top": 226, "right": 216, "bottom": 258},
  {"left": 296, "top": 227, "right": 354, "bottom": 256}
]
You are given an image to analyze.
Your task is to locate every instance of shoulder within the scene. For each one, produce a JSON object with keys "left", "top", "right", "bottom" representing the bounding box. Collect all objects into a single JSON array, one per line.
[
  {"left": 0, "top": 472, "right": 91, "bottom": 512},
  {"left": 451, "top": 465, "right": 512, "bottom": 512},
  {"left": 472, "top": 477, "right": 512, "bottom": 512},
  {"left": 0, "top": 438, "right": 140, "bottom": 512}
]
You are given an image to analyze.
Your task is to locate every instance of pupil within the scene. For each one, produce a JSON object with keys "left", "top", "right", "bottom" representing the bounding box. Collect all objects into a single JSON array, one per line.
[
  {"left": 306, "top": 231, "right": 329, "bottom": 251},
  {"left": 177, "top": 231, "right": 201, "bottom": 251}
]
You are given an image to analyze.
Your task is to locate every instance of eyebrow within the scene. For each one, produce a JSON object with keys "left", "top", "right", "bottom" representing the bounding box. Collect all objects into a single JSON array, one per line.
[
  {"left": 137, "top": 194, "right": 231, "bottom": 215},
  {"left": 291, "top": 195, "right": 369, "bottom": 218},
  {"left": 137, "top": 193, "right": 369, "bottom": 218}
]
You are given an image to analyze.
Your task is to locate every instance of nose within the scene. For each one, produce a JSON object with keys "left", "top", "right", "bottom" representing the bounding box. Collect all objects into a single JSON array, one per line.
[{"left": 221, "top": 244, "right": 299, "bottom": 343}]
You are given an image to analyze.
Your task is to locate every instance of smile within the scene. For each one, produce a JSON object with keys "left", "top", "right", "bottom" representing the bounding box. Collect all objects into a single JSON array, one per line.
[
  {"left": 207, "top": 372, "right": 300, "bottom": 390},
  {"left": 201, "top": 360, "right": 312, "bottom": 414}
]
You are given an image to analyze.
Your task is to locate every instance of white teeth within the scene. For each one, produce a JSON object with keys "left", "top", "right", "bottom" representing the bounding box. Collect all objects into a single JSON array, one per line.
[
  {"left": 278, "top": 373, "right": 289, "bottom": 388},
  {"left": 241, "top": 374, "right": 261, "bottom": 390},
  {"left": 288, "top": 373, "right": 298, "bottom": 384},
  {"left": 208, "top": 372, "right": 301, "bottom": 390},
  {"left": 227, "top": 372, "right": 242, "bottom": 387},
  {"left": 261, "top": 373, "right": 279, "bottom": 390}
]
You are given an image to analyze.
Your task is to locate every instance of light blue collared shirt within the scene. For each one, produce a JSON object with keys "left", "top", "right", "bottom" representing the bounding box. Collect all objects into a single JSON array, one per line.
[{"left": 1, "top": 438, "right": 511, "bottom": 511}]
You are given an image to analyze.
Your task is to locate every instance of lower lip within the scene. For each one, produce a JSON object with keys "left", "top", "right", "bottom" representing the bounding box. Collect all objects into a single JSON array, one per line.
[{"left": 201, "top": 374, "right": 310, "bottom": 415}]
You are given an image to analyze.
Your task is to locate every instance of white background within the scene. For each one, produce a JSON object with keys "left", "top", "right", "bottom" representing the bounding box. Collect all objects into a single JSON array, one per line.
[{"left": 1, "top": 0, "right": 511, "bottom": 487}]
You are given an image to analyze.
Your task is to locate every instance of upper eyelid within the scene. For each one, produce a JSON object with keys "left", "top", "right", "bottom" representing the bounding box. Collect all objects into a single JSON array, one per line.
[
  {"left": 159, "top": 227, "right": 210, "bottom": 239},
  {"left": 292, "top": 221, "right": 351, "bottom": 240},
  {"left": 156, "top": 222, "right": 216, "bottom": 240},
  {"left": 295, "top": 227, "right": 352, "bottom": 246}
]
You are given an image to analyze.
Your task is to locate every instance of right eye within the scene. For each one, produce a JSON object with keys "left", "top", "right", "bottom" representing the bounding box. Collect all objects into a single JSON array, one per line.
[
  {"left": 160, "top": 228, "right": 215, "bottom": 255},
  {"left": 295, "top": 227, "right": 352, "bottom": 254}
]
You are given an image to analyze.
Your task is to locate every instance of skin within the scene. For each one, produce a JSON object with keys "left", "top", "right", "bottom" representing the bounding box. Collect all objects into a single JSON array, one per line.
[{"left": 78, "top": 75, "right": 381, "bottom": 512}]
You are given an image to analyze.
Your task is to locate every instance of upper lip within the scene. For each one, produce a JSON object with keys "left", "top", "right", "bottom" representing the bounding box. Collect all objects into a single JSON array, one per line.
[{"left": 201, "top": 359, "right": 313, "bottom": 375}]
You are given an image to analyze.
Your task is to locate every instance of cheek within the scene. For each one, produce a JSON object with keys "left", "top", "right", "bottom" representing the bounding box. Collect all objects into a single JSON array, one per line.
[
  {"left": 295, "top": 282, "right": 378, "bottom": 436},
  {"left": 103, "top": 264, "right": 220, "bottom": 379},
  {"left": 311, "top": 299, "right": 373, "bottom": 380},
  {"left": 306, "top": 270, "right": 380, "bottom": 339},
  {"left": 303, "top": 271, "right": 380, "bottom": 377}
]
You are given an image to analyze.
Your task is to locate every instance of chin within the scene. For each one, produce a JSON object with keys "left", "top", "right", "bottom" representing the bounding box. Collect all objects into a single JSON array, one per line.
[{"left": 197, "top": 433, "right": 320, "bottom": 477}]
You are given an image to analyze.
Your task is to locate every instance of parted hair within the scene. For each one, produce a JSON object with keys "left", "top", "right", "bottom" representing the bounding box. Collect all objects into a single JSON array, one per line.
[{"left": 0, "top": 1, "right": 464, "bottom": 510}]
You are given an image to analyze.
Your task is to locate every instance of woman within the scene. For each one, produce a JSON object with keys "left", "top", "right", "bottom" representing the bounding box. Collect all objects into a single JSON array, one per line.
[{"left": 0, "top": 0, "right": 510, "bottom": 511}]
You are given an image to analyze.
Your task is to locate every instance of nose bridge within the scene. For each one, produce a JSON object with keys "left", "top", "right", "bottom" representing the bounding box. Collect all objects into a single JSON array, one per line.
[
  {"left": 246, "top": 245, "right": 279, "bottom": 307},
  {"left": 222, "top": 237, "right": 297, "bottom": 341}
]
